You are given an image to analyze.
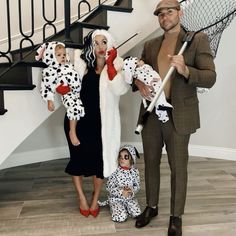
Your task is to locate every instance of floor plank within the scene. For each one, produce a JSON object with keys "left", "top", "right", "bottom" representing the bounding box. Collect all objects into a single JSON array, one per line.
[{"left": 0, "top": 155, "right": 236, "bottom": 235}]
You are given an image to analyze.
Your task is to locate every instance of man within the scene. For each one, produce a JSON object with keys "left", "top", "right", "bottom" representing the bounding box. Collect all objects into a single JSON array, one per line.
[{"left": 134, "top": 0, "right": 216, "bottom": 235}]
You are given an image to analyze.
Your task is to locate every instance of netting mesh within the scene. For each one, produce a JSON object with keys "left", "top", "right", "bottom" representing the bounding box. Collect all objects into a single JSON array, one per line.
[{"left": 179, "top": 0, "right": 236, "bottom": 57}]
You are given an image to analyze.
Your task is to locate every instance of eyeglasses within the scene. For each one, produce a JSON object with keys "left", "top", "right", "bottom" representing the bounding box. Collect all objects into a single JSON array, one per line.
[
  {"left": 118, "top": 154, "right": 130, "bottom": 161},
  {"left": 157, "top": 8, "right": 179, "bottom": 19}
]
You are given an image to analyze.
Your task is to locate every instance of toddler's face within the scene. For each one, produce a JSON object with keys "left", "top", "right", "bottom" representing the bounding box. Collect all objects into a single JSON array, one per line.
[
  {"left": 55, "top": 47, "right": 66, "bottom": 64},
  {"left": 118, "top": 150, "right": 132, "bottom": 168}
]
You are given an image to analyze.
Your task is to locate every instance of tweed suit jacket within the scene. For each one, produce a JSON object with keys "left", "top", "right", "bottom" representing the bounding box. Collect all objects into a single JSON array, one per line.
[{"left": 140, "top": 28, "right": 216, "bottom": 135}]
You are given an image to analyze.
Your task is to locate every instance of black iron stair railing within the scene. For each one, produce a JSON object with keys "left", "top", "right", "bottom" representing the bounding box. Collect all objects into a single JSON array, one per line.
[{"left": 0, "top": 0, "right": 133, "bottom": 115}]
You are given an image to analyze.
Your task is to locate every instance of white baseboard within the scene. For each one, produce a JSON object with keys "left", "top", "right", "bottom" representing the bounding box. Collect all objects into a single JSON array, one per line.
[
  {"left": 0, "top": 147, "right": 69, "bottom": 170},
  {"left": 122, "top": 142, "right": 236, "bottom": 161},
  {"left": 1, "top": 143, "right": 235, "bottom": 170}
]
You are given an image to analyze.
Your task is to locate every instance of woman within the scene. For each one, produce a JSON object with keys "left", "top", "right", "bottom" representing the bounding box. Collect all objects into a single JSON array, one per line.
[{"left": 61, "top": 29, "right": 129, "bottom": 217}]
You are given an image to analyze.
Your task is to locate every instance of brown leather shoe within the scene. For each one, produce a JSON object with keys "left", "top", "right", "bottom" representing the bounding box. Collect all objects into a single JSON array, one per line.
[
  {"left": 135, "top": 206, "right": 158, "bottom": 228},
  {"left": 168, "top": 216, "right": 182, "bottom": 236}
]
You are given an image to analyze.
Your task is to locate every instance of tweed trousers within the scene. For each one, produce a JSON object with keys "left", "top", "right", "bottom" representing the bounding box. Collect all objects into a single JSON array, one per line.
[{"left": 140, "top": 106, "right": 190, "bottom": 216}]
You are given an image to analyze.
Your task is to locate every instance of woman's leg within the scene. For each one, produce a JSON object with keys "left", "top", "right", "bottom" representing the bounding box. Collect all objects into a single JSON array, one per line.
[
  {"left": 72, "top": 176, "right": 89, "bottom": 210},
  {"left": 90, "top": 176, "right": 103, "bottom": 210}
]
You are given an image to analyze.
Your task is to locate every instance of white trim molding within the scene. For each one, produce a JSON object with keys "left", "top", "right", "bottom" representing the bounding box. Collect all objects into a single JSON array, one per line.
[
  {"left": 1, "top": 143, "right": 236, "bottom": 170},
  {"left": 121, "top": 142, "right": 236, "bottom": 161}
]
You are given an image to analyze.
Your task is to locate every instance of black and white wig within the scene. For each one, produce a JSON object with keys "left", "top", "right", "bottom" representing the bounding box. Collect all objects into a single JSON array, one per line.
[{"left": 80, "top": 29, "right": 115, "bottom": 69}]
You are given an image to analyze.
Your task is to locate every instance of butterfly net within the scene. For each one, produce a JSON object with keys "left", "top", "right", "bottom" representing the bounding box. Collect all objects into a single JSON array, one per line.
[{"left": 179, "top": 0, "right": 236, "bottom": 57}]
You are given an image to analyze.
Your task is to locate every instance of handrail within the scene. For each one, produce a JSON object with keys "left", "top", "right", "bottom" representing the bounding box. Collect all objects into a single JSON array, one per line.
[{"left": 0, "top": 0, "right": 112, "bottom": 79}]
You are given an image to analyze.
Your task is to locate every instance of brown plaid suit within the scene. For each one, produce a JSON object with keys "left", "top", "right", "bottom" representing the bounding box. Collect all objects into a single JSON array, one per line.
[{"left": 138, "top": 28, "right": 216, "bottom": 216}]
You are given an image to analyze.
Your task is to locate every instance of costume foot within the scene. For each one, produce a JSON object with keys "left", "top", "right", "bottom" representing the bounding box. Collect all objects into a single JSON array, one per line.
[
  {"left": 135, "top": 206, "right": 158, "bottom": 228},
  {"left": 168, "top": 216, "right": 182, "bottom": 236}
]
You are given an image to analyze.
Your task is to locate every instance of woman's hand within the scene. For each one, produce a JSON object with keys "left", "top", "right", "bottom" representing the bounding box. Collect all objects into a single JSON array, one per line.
[
  {"left": 106, "top": 47, "right": 117, "bottom": 65},
  {"left": 106, "top": 47, "right": 117, "bottom": 81}
]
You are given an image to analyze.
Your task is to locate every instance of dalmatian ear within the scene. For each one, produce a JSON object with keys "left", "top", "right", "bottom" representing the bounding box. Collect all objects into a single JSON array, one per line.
[
  {"left": 35, "top": 43, "right": 46, "bottom": 61},
  {"left": 134, "top": 147, "right": 140, "bottom": 159}
]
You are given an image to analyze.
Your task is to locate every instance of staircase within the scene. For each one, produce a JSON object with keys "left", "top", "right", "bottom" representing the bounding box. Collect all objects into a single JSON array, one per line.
[
  {"left": 0, "top": 0, "right": 133, "bottom": 115},
  {"left": 0, "top": 0, "right": 160, "bottom": 169}
]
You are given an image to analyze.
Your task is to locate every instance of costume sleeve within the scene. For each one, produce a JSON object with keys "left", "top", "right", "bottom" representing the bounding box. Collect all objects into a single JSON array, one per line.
[
  {"left": 186, "top": 32, "right": 216, "bottom": 88},
  {"left": 106, "top": 172, "right": 123, "bottom": 198},
  {"left": 131, "top": 168, "right": 140, "bottom": 195},
  {"left": 41, "top": 67, "right": 57, "bottom": 101},
  {"left": 106, "top": 56, "right": 129, "bottom": 96}
]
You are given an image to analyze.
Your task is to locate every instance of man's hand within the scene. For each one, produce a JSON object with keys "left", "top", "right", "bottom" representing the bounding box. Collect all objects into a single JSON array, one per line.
[
  {"left": 168, "top": 54, "right": 189, "bottom": 79},
  {"left": 134, "top": 79, "right": 154, "bottom": 100}
]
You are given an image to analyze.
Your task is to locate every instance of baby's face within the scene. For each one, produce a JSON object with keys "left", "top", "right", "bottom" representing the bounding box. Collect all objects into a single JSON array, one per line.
[
  {"left": 118, "top": 150, "right": 132, "bottom": 168},
  {"left": 137, "top": 59, "right": 144, "bottom": 67},
  {"left": 55, "top": 47, "right": 66, "bottom": 64}
]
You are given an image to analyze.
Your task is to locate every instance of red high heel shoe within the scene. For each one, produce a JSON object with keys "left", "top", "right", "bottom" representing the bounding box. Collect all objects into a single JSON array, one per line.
[
  {"left": 89, "top": 207, "right": 100, "bottom": 217},
  {"left": 79, "top": 208, "right": 90, "bottom": 217}
]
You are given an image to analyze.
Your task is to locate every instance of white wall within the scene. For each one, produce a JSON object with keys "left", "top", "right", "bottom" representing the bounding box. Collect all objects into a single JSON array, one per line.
[{"left": 190, "top": 18, "right": 236, "bottom": 149}]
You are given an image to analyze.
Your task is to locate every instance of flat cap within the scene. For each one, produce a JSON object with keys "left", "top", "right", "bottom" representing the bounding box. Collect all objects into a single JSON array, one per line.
[{"left": 154, "top": 0, "right": 180, "bottom": 16}]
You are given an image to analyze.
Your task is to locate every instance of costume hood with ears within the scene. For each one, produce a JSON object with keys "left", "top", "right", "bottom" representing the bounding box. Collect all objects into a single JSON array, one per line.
[
  {"left": 119, "top": 144, "right": 140, "bottom": 165},
  {"left": 35, "top": 41, "right": 69, "bottom": 67},
  {"left": 122, "top": 56, "right": 139, "bottom": 84}
]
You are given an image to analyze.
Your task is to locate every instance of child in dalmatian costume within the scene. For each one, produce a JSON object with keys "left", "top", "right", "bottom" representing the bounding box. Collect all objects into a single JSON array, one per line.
[
  {"left": 99, "top": 144, "right": 141, "bottom": 222},
  {"left": 123, "top": 56, "right": 173, "bottom": 123},
  {"left": 35, "top": 41, "right": 85, "bottom": 146}
]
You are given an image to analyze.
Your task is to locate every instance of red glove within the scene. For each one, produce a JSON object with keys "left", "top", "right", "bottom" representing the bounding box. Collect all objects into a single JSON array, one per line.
[
  {"left": 106, "top": 47, "right": 117, "bottom": 81},
  {"left": 106, "top": 47, "right": 117, "bottom": 65},
  {"left": 56, "top": 83, "right": 70, "bottom": 95}
]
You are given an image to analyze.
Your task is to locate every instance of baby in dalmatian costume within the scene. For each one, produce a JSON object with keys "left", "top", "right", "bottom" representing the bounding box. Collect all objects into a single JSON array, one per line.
[
  {"left": 99, "top": 144, "right": 141, "bottom": 222},
  {"left": 123, "top": 56, "right": 173, "bottom": 123},
  {"left": 35, "top": 41, "right": 84, "bottom": 146}
]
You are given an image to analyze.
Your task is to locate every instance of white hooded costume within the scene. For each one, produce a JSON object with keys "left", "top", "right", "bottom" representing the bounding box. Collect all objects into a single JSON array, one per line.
[{"left": 36, "top": 41, "right": 85, "bottom": 120}]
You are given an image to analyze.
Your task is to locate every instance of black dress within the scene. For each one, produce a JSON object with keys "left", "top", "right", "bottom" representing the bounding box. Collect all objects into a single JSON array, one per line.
[{"left": 64, "top": 68, "right": 104, "bottom": 178}]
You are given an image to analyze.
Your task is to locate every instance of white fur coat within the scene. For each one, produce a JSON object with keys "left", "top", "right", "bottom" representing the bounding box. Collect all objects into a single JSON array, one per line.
[{"left": 73, "top": 49, "right": 129, "bottom": 177}]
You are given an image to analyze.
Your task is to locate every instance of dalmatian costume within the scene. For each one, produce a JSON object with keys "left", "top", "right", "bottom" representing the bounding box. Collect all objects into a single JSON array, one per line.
[
  {"left": 35, "top": 41, "right": 85, "bottom": 120},
  {"left": 123, "top": 56, "right": 173, "bottom": 123},
  {"left": 99, "top": 145, "right": 141, "bottom": 222}
]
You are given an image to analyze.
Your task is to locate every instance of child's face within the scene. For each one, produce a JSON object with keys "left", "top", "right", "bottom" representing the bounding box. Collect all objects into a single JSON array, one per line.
[
  {"left": 55, "top": 47, "right": 66, "bottom": 64},
  {"left": 118, "top": 150, "right": 132, "bottom": 168}
]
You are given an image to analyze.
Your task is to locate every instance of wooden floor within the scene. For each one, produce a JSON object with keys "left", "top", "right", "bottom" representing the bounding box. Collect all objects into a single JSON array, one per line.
[{"left": 0, "top": 155, "right": 236, "bottom": 236}]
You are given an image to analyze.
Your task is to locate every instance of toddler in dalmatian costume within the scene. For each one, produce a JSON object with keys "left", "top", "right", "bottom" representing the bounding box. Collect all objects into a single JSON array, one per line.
[
  {"left": 99, "top": 144, "right": 141, "bottom": 222},
  {"left": 123, "top": 56, "right": 173, "bottom": 123},
  {"left": 35, "top": 41, "right": 84, "bottom": 146}
]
